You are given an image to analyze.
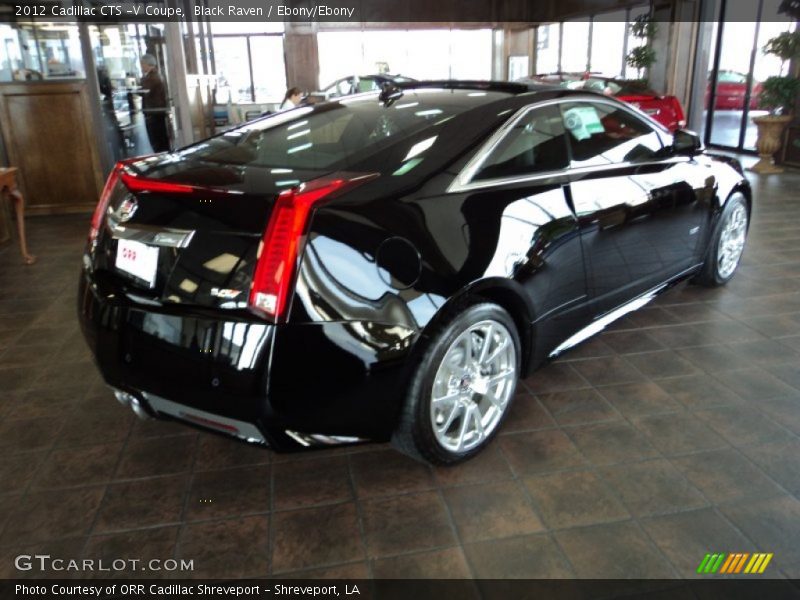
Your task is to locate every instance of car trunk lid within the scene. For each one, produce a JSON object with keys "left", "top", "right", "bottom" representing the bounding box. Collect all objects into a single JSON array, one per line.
[{"left": 89, "top": 156, "right": 330, "bottom": 311}]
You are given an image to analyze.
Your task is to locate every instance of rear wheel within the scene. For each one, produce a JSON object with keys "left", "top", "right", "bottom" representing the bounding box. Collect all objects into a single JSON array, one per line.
[
  {"left": 694, "top": 193, "right": 749, "bottom": 286},
  {"left": 393, "top": 302, "right": 520, "bottom": 465}
]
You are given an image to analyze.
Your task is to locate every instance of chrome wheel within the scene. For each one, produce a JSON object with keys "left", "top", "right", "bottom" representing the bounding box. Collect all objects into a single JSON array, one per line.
[
  {"left": 717, "top": 203, "right": 748, "bottom": 279},
  {"left": 430, "top": 319, "right": 517, "bottom": 453}
]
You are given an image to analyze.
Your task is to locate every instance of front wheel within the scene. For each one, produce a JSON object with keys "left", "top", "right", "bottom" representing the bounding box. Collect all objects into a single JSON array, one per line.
[
  {"left": 694, "top": 193, "right": 749, "bottom": 287},
  {"left": 392, "top": 302, "right": 520, "bottom": 465}
]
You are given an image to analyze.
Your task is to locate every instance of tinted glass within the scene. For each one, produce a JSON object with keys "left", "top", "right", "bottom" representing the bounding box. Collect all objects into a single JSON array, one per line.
[
  {"left": 356, "top": 77, "right": 380, "bottom": 92},
  {"left": 179, "top": 90, "right": 499, "bottom": 173},
  {"left": 560, "top": 101, "right": 662, "bottom": 166},
  {"left": 473, "top": 104, "right": 569, "bottom": 180},
  {"left": 717, "top": 70, "right": 747, "bottom": 84}
]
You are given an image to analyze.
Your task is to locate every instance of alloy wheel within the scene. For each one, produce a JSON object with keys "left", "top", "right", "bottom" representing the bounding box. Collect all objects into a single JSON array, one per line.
[
  {"left": 429, "top": 319, "right": 517, "bottom": 452},
  {"left": 717, "top": 203, "right": 748, "bottom": 279}
]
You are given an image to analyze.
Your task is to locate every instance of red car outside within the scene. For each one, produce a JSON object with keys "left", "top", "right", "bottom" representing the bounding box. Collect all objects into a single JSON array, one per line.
[
  {"left": 706, "top": 70, "right": 763, "bottom": 110},
  {"left": 522, "top": 73, "right": 687, "bottom": 132}
]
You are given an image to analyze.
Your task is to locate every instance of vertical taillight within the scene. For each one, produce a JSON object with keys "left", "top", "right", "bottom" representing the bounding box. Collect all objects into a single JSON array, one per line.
[
  {"left": 89, "top": 158, "right": 195, "bottom": 243},
  {"left": 249, "top": 173, "right": 376, "bottom": 321},
  {"left": 671, "top": 97, "right": 687, "bottom": 130},
  {"left": 89, "top": 164, "right": 121, "bottom": 243}
]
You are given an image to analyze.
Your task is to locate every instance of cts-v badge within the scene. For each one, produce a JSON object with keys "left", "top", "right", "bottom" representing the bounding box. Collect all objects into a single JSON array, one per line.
[{"left": 210, "top": 287, "right": 242, "bottom": 299}]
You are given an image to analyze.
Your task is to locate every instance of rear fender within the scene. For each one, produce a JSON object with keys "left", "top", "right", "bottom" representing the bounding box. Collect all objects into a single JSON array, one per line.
[{"left": 412, "top": 277, "right": 537, "bottom": 377}]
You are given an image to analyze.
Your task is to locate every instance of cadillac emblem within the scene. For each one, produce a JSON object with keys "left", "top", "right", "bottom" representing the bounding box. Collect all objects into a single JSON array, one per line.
[{"left": 115, "top": 196, "right": 138, "bottom": 223}]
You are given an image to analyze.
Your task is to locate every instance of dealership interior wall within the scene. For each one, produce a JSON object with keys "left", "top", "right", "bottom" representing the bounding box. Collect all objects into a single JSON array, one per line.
[
  {"left": 1, "top": 0, "right": 800, "bottom": 583},
  {"left": 0, "top": 0, "right": 796, "bottom": 215}
]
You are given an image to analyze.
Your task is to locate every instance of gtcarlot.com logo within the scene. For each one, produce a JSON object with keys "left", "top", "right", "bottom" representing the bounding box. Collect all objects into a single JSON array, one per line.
[{"left": 14, "top": 554, "right": 194, "bottom": 573}]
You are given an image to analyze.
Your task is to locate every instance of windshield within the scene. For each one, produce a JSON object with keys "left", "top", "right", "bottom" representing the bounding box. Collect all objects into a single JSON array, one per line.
[{"left": 178, "top": 90, "right": 495, "bottom": 172}]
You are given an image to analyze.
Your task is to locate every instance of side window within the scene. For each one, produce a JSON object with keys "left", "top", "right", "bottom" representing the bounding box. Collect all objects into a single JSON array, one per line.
[
  {"left": 358, "top": 77, "right": 380, "bottom": 92},
  {"left": 473, "top": 104, "right": 569, "bottom": 181},
  {"left": 560, "top": 101, "right": 663, "bottom": 167},
  {"left": 334, "top": 78, "right": 353, "bottom": 96}
]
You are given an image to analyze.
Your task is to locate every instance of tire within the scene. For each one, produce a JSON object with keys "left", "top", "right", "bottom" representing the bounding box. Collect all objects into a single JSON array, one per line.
[
  {"left": 392, "top": 301, "right": 521, "bottom": 465},
  {"left": 693, "top": 192, "right": 749, "bottom": 287}
]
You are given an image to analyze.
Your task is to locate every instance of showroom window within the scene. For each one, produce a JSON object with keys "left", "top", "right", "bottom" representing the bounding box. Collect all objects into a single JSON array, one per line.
[
  {"left": 705, "top": 0, "right": 797, "bottom": 152},
  {"left": 0, "top": 22, "right": 84, "bottom": 81},
  {"left": 317, "top": 28, "right": 492, "bottom": 89},
  {"left": 534, "top": 5, "right": 649, "bottom": 77},
  {"left": 209, "top": 22, "right": 286, "bottom": 104}
]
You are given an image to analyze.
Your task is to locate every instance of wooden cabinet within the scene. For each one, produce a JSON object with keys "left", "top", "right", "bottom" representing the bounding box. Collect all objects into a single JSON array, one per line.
[{"left": 0, "top": 81, "right": 105, "bottom": 215}]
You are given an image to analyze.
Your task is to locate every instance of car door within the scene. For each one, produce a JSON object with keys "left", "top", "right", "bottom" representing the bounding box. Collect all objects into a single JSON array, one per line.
[
  {"left": 560, "top": 98, "right": 705, "bottom": 315},
  {"left": 450, "top": 102, "right": 590, "bottom": 361}
]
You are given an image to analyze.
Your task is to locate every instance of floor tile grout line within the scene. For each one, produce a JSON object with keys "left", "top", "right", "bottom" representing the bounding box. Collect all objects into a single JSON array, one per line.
[
  {"left": 77, "top": 409, "right": 137, "bottom": 562},
  {"left": 540, "top": 379, "right": 725, "bottom": 579},
  {"left": 0, "top": 379, "right": 122, "bottom": 544},
  {"left": 344, "top": 452, "right": 373, "bottom": 578},
  {"left": 502, "top": 436, "right": 580, "bottom": 579},
  {"left": 433, "top": 473, "right": 480, "bottom": 580},
  {"left": 265, "top": 454, "right": 275, "bottom": 577},
  {"left": 173, "top": 433, "right": 202, "bottom": 568}
]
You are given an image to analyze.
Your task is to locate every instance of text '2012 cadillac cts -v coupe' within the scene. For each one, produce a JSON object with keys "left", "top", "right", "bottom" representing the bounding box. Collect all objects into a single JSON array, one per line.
[{"left": 79, "top": 81, "right": 751, "bottom": 465}]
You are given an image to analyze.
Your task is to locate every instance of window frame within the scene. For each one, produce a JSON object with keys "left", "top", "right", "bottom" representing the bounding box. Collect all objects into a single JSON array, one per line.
[
  {"left": 471, "top": 102, "right": 570, "bottom": 182},
  {"left": 448, "top": 95, "right": 677, "bottom": 194},
  {"left": 210, "top": 31, "right": 286, "bottom": 104},
  {"left": 559, "top": 99, "right": 666, "bottom": 167}
]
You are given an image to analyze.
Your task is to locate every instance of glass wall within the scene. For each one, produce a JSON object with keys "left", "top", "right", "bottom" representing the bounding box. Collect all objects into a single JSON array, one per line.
[
  {"left": 706, "top": 0, "right": 796, "bottom": 151},
  {"left": 535, "top": 24, "right": 560, "bottom": 73},
  {"left": 534, "top": 5, "right": 649, "bottom": 78},
  {"left": 89, "top": 23, "right": 176, "bottom": 161},
  {"left": 317, "top": 28, "right": 492, "bottom": 88},
  {"left": 209, "top": 22, "right": 286, "bottom": 104},
  {"left": 590, "top": 14, "right": 627, "bottom": 76},
  {"left": 0, "top": 22, "right": 84, "bottom": 81},
  {"left": 560, "top": 20, "right": 590, "bottom": 72}
]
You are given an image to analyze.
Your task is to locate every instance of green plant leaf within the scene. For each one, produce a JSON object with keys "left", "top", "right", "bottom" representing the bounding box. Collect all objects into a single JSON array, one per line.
[{"left": 759, "top": 75, "right": 800, "bottom": 114}]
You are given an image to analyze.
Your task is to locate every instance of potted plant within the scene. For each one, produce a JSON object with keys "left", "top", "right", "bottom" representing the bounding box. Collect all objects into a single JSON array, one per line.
[
  {"left": 625, "top": 15, "right": 658, "bottom": 83},
  {"left": 750, "top": 30, "right": 800, "bottom": 174}
]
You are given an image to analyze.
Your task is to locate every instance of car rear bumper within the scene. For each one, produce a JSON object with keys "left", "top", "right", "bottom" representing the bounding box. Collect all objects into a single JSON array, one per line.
[{"left": 78, "top": 267, "right": 415, "bottom": 451}]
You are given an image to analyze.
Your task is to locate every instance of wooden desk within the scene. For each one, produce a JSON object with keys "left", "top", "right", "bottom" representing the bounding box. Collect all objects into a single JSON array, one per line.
[{"left": 0, "top": 167, "right": 16, "bottom": 248}]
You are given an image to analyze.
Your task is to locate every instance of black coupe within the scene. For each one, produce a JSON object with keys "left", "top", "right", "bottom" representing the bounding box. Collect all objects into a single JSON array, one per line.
[{"left": 79, "top": 81, "right": 751, "bottom": 464}]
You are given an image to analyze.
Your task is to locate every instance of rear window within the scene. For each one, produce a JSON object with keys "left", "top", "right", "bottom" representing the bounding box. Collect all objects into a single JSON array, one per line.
[
  {"left": 717, "top": 71, "right": 747, "bottom": 84},
  {"left": 178, "top": 91, "right": 489, "bottom": 172}
]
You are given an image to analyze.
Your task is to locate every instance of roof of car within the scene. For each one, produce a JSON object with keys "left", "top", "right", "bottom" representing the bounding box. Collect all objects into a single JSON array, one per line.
[{"left": 395, "top": 79, "right": 566, "bottom": 95}]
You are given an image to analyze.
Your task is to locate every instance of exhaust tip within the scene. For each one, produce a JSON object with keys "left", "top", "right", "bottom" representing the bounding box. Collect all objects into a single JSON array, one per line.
[
  {"left": 129, "top": 396, "right": 152, "bottom": 421},
  {"left": 113, "top": 389, "right": 132, "bottom": 406},
  {"left": 111, "top": 388, "right": 152, "bottom": 420}
]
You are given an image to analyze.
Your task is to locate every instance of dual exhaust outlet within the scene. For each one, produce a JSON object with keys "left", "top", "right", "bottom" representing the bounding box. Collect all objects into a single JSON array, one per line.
[{"left": 112, "top": 389, "right": 152, "bottom": 421}]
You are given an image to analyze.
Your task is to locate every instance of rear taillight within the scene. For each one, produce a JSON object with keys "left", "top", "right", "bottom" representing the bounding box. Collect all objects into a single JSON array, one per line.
[
  {"left": 89, "top": 165, "right": 121, "bottom": 243},
  {"left": 249, "top": 173, "right": 377, "bottom": 321},
  {"left": 89, "top": 159, "right": 198, "bottom": 243},
  {"left": 669, "top": 97, "right": 686, "bottom": 128},
  {"left": 119, "top": 171, "right": 195, "bottom": 194}
]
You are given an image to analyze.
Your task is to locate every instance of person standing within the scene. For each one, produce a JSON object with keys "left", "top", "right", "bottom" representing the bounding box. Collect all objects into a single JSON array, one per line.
[{"left": 139, "top": 54, "right": 170, "bottom": 152}]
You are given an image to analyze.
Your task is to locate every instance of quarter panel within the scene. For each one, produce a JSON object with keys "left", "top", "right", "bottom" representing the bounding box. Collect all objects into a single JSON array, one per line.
[{"left": 293, "top": 177, "right": 589, "bottom": 369}]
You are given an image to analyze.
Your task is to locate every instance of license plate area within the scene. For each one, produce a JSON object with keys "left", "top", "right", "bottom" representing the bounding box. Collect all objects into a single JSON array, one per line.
[{"left": 115, "top": 239, "right": 159, "bottom": 288}]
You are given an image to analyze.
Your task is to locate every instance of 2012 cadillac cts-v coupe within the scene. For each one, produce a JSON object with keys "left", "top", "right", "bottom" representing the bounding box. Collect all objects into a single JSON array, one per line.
[{"left": 79, "top": 82, "right": 751, "bottom": 464}]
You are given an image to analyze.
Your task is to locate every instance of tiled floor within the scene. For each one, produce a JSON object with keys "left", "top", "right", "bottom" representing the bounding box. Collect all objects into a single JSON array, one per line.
[{"left": 1, "top": 166, "right": 800, "bottom": 581}]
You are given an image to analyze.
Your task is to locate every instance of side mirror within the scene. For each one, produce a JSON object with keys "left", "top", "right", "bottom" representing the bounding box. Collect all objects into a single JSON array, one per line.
[{"left": 673, "top": 129, "right": 703, "bottom": 156}]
